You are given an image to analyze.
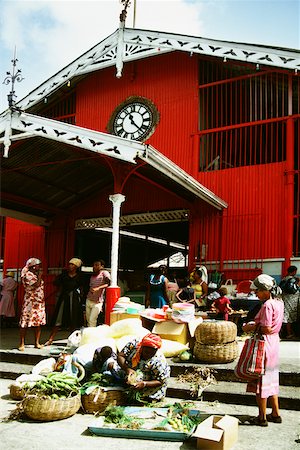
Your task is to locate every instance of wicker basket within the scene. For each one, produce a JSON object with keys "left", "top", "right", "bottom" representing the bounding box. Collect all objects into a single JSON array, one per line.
[
  {"left": 81, "top": 387, "right": 127, "bottom": 414},
  {"left": 10, "top": 384, "right": 27, "bottom": 400},
  {"left": 193, "top": 341, "right": 239, "bottom": 363},
  {"left": 23, "top": 394, "right": 81, "bottom": 421},
  {"left": 194, "top": 321, "right": 237, "bottom": 344}
]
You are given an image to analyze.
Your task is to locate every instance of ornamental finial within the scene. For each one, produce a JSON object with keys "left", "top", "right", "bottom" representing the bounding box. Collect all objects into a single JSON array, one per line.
[
  {"left": 2, "top": 47, "right": 24, "bottom": 108},
  {"left": 119, "top": 0, "right": 131, "bottom": 23}
]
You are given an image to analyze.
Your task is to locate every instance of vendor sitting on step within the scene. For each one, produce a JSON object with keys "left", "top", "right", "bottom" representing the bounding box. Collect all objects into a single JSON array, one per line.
[
  {"left": 92, "top": 346, "right": 124, "bottom": 384},
  {"left": 117, "top": 333, "right": 170, "bottom": 403}
]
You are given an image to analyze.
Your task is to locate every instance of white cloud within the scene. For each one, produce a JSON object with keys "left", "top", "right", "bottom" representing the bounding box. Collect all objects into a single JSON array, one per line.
[
  {"left": 0, "top": 0, "right": 204, "bottom": 110},
  {"left": 0, "top": 0, "right": 299, "bottom": 111}
]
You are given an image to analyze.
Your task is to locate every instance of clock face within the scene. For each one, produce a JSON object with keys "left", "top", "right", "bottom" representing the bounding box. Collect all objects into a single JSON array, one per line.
[{"left": 108, "top": 96, "right": 159, "bottom": 141}]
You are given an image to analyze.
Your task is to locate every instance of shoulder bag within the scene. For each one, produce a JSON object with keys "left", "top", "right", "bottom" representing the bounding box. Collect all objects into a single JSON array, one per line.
[{"left": 234, "top": 330, "right": 265, "bottom": 381}]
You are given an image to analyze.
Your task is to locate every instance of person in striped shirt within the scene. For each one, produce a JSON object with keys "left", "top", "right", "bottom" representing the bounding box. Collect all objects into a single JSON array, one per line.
[{"left": 86, "top": 260, "right": 111, "bottom": 327}]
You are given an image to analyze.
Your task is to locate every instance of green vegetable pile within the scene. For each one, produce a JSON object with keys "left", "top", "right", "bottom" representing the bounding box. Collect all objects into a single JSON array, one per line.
[
  {"left": 103, "top": 406, "right": 144, "bottom": 429},
  {"left": 80, "top": 373, "right": 116, "bottom": 395},
  {"left": 25, "top": 372, "right": 80, "bottom": 398},
  {"left": 164, "top": 402, "right": 202, "bottom": 432}
]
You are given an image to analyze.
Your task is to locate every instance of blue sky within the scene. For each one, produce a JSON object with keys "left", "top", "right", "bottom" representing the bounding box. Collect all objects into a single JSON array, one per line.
[{"left": 0, "top": 0, "right": 299, "bottom": 112}]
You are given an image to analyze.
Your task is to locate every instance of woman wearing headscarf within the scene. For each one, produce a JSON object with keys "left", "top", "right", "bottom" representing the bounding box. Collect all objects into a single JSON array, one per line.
[
  {"left": 19, "top": 258, "right": 45, "bottom": 351},
  {"left": 117, "top": 333, "right": 170, "bottom": 403},
  {"left": 242, "top": 274, "right": 284, "bottom": 426},
  {"left": 0, "top": 271, "right": 18, "bottom": 327},
  {"left": 45, "top": 258, "right": 84, "bottom": 346}
]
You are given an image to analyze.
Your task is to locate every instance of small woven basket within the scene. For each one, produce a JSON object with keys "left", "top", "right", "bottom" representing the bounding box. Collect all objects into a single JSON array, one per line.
[
  {"left": 194, "top": 321, "right": 237, "bottom": 344},
  {"left": 23, "top": 394, "right": 81, "bottom": 421},
  {"left": 10, "top": 384, "right": 27, "bottom": 400},
  {"left": 81, "top": 387, "right": 127, "bottom": 414},
  {"left": 193, "top": 341, "right": 239, "bottom": 363}
]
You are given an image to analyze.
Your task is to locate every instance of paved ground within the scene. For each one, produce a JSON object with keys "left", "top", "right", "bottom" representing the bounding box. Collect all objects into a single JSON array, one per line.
[
  {"left": 1, "top": 327, "right": 300, "bottom": 449},
  {"left": 1, "top": 378, "right": 300, "bottom": 450}
]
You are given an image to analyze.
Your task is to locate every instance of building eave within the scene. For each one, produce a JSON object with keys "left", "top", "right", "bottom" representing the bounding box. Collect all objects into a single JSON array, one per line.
[{"left": 1, "top": 27, "right": 298, "bottom": 115}]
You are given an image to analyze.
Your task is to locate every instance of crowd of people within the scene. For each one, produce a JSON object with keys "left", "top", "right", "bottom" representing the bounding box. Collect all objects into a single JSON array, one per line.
[
  {"left": 0, "top": 257, "right": 299, "bottom": 415},
  {"left": 1, "top": 260, "right": 299, "bottom": 347}
]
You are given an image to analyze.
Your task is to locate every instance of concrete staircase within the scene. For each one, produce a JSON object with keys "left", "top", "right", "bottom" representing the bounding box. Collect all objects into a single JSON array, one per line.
[{"left": 1, "top": 349, "right": 299, "bottom": 411}]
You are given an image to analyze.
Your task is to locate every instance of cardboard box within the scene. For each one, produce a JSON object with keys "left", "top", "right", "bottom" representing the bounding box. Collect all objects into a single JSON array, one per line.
[
  {"left": 110, "top": 311, "right": 141, "bottom": 325},
  {"left": 193, "top": 415, "right": 238, "bottom": 450},
  {"left": 152, "top": 321, "right": 189, "bottom": 344}
]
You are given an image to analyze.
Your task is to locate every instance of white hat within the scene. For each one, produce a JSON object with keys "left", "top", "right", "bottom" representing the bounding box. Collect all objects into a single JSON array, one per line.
[{"left": 250, "top": 274, "right": 275, "bottom": 291}]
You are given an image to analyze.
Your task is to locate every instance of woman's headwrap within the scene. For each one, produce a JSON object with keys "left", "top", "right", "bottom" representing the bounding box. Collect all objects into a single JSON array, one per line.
[
  {"left": 250, "top": 274, "right": 282, "bottom": 297},
  {"left": 69, "top": 258, "right": 82, "bottom": 268},
  {"left": 21, "top": 258, "right": 42, "bottom": 278},
  {"left": 131, "top": 333, "right": 162, "bottom": 368}
]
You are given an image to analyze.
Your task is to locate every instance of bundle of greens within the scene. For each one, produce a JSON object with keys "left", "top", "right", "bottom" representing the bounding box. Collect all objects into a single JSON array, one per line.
[
  {"left": 103, "top": 406, "right": 144, "bottom": 429},
  {"left": 156, "top": 402, "right": 202, "bottom": 433},
  {"left": 80, "top": 373, "right": 115, "bottom": 395}
]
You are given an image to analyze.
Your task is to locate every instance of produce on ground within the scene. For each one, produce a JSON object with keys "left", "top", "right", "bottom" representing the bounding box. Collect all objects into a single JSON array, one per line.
[{"left": 176, "top": 367, "right": 216, "bottom": 397}]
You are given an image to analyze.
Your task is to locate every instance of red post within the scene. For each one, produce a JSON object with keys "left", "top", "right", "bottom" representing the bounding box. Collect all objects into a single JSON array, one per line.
[{"left": 105, "top": 286, "right": 121, "bottom": 325}]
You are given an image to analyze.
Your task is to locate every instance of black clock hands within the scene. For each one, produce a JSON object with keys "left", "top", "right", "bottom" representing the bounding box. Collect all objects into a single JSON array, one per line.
[{"left": 129, "top": 114, "right": 140, "bottom": 129}]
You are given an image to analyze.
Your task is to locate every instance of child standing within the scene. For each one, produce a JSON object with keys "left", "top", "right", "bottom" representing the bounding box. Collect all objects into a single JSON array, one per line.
[{"left": 211, "top": 287, "right": 233, "bottom": 320}]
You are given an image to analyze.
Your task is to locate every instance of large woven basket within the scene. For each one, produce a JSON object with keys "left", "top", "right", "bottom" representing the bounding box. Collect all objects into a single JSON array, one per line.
[
  {"left": 81, "top": 387, "right": 127, "bottom": 414},
  {"left": 23, "top": 394, "right": 81, "bottom": 421},
  {"left": 10, "top": 384, "right": 27, "bottom": 400},
  {"left": 195, "top": 321, "right": 237, "bottom": 344},
  {"left": 193, "top": 341, "right": 239, "bottom": 363}
]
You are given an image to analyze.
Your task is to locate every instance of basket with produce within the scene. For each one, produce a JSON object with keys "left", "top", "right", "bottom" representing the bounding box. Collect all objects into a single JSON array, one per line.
[
  {"left": 9, "top": 374, "right": 46, "bottom": 400},
  {"left": 81, "top": 373, "right": 127, "bottom": 414},
  {"left": 21, "top": 372, "right": 81, "bottom": 421}
]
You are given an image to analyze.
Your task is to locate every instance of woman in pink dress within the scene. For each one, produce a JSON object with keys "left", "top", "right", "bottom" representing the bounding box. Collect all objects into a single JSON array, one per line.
[
  {"left": 242, "top": 274, "right": 284, "bottom": 426},
  {"left": 19, "top": 258, "right": 46, "bottom": 351},
  {"left": 0, "top": 271, "right": 18, "bottom": 326}
]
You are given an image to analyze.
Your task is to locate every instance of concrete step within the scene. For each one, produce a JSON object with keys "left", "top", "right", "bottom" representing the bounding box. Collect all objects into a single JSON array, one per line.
[
  {"left": 0, "top": 361, "right": 34, "bottom": 379},
  {"left": 166, "top": 377, "right": 300, "bottom": 411},
  {"left": 168, "top": 360, "right": 300, "bottom": 387}
]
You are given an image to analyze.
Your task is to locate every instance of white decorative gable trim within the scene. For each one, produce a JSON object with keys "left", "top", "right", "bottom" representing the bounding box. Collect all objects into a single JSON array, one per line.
[
  {"left": 4, "top": 28, "right": 298, "bottom": 114},
  {"left": 0, "top": 110, "right": 227, "bottom": 210},
  {"left": 0, "top": 110, "right": 145, "bottom": 163}
]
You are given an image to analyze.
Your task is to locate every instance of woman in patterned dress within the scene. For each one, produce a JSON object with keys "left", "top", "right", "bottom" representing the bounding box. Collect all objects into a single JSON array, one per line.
[
  {"left": 242, "top": 274, "right": 284, "bottom": 426},
  {"left": 19, "top": 258, "right": 46, "bottom": 351},
  {"left": 117, "top": 333, "right": 170, "bottom": 402}
]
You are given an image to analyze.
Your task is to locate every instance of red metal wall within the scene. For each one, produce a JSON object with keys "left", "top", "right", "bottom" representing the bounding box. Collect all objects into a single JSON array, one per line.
[
  {"left": 196, "top": 162, "right": 285, "bottom": 261},
  {"left": 4, "top": 218, "right": 45, "bottom": 271},
  {"left": 76, "top": 52, "right": 199, "bottom": 175}
]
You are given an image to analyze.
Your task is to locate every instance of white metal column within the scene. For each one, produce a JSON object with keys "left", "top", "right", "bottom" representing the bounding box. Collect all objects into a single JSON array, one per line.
[{"left": 109, "top": 193, "right": 125, "bottom": 286}]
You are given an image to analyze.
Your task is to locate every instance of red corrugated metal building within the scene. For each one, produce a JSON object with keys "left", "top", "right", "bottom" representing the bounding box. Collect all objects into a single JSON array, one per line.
[{"left": 1, "top": 27, "right": 299, "bottom": 316}]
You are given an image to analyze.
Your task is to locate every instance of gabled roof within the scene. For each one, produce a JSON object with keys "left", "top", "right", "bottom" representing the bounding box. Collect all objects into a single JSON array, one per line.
[{"left": 2, "top": 27, "right": 299, "bottom": 114}]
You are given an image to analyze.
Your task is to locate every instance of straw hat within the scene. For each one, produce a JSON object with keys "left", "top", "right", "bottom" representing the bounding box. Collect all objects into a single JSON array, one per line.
[{"left": 6, "top": 271, "right": 15, "bottom": 277}]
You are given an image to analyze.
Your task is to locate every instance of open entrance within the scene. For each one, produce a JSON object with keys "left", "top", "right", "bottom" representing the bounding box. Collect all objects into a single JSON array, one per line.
[{"left": 74, "top": 209, "right": 190, "bottom": 299}]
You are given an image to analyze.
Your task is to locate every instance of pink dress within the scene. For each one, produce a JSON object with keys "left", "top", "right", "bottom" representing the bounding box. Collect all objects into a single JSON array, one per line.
[
  {"left": 19, "top": 270, "right": 46, "bottom": 328},
  {"left": 247, "top": 298, "right": 284, "bottom": 398},
  {"left": 0, "top": 277, "right": 17, "bottom": 317}
]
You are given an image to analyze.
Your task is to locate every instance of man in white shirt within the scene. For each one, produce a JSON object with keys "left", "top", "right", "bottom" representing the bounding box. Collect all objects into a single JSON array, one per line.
[{"left": 86, "top": 260, "right": 110, "bottom": 327}]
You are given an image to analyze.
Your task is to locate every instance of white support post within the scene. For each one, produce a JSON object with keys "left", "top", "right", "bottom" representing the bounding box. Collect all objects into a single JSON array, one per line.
[
  {"left": 109, "top": 193, "right": 125, "bottom": 287},
  {"left": 3, "top": 110, "right": 12, "bottom": 158}
]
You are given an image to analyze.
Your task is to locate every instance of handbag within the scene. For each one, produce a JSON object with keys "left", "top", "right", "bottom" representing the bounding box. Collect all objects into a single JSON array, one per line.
[
  {"left": 220, "top": 279, "right": 237, "bottom": 295},
  {"left": 234, "top": 332, "right": 265, "bottom": 380}
]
